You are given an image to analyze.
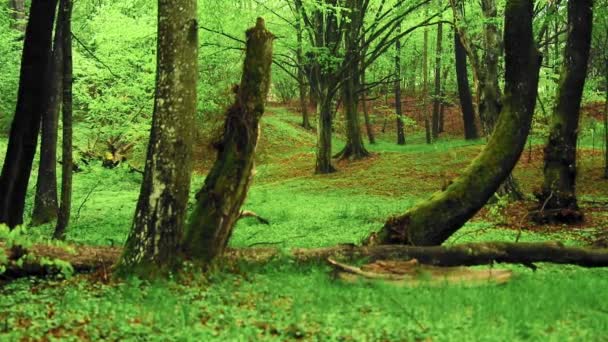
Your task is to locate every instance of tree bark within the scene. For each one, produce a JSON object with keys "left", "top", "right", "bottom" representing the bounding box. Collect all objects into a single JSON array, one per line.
[
  {"left": 0, "top": 0, "right": 58, "bottom": 229},
  {"left": 605, "top": 59, "right": 608, "bottom": 179},
  {"left": 183, "top": 18, "right": 274, "bottom": 265},
  {"left": 534, "top": 0, "right": 593, "bottom": 224},
  {"left": 361, "top": 66, "right": 376, "bottom": 144},
  {"left": 454, "top": 29, "right": 478, "bottom": 140},
  {"left": 8, "top": 0, "right": 26, "bottom": 32},
  {"left": 432, "top": 8, "right": 443, "bottom": 140},
  {"left": 335, "top": 0, "right": 369, "bottom": 160},
  {"left": 295, "top": 0, "right": 311, "bottom": 130},
  {"left": 395, "top": 24, "right": 406, "bottom": 146},
  {"left": 423, "top": 7, "right": 432, "bottom": 144},
  {"left": 478, "top": 0, "right": 502, "bottom": 136},
  {"left": 4, "top": 241, "right": 608, "bottom": 279},
  {"left": 31, "top": 6, "right": 64, "bottom": 226},
  {"left": 117, "top": 0, "right": 198, "bottom": 277},
  {"left": 53, "top": 0, "right": 73, "bottom": 240},
  {"left": 366, "top": 0, "right": 540, "bottom": 246}
]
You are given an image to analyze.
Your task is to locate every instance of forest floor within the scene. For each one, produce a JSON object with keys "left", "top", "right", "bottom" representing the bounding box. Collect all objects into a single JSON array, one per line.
[{"left": 1, "top": 105, "right": 608, "bottom": 340}]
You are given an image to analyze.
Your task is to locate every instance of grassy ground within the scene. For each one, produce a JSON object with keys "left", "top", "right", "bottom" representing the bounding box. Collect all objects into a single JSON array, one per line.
[{"left": 1, "top": 106, "right": 608, "bottom": 341}]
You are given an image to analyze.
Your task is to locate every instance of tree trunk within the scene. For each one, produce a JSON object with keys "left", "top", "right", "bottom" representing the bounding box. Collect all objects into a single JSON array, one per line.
[
  {"left": 315, "top": 93, "right": 336, "bottom": 173},
  {"left": 8, "top": 0, "right": 26, "bottom": 32},
  {"left": 295, "top": 0, "right": 311, "bottom": 130},
  {"left": 53, "top": 0, "right": 73, "bottom": 240},
  {"left": 183, "top": 19, "right": 274, "bottom": 266},
  {"left": 432, "top": 11, "right": 443, "bottom": 140},
  {"left": 361, "top": 67, "right": 376, "bottom": 144},
  {"left": 454, "top": 30, "right": 478, "bottom": 140},
  {"left": 0, "top": 0, "right": 58, "bottom": 229},
  {"left": 31, "top": 5, "right": 65, "bottom": 226},
  {"left": 5, "top": 242, "right": 608, "bottom": 279},
  {"left": 335, "top": 0, "right": 369, "bottom": 160},
  {"left": 423, "top": 14, "right": 432, "bottom": 144},
  {"left": 395, "top": 24, "right": 406, "bottom": 146},
  {"left": 365, "top": 0, "right": 540, "bottom": 246},
  {"left": 117, "top": 0, "right": 198, "bottom": 277},
  {"left": 605, "top": 59, "right": 608, "bottom": 179},
  {"left": 478, "top": 0, "right": 502, "bottom": 136},
  {"left": 534, "top": 0, "right": 593, "bottom": 224}
]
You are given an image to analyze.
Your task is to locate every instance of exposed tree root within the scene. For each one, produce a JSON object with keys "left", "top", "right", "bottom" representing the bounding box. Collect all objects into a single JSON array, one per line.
[{"left": 2, "top": 241, "right": 608, "bottom": 280}]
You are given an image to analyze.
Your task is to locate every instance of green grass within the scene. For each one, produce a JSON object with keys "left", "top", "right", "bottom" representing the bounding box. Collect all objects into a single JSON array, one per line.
[{"left": 1, "top": 106, "right": 608, "bottom": 341}]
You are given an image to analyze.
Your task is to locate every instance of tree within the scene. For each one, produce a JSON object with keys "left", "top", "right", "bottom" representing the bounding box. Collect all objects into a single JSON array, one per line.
[
  {"left": 183, "top": 18, "right": 275, "bottom": 265},
  {"left": 54, "top": 0, "right": 73, "bottom": 240},
  {"left": 334, "top": 0, "right": 370, "bottom": 160},
  {"left": 31, "top": 2, "right": 66, "bottom": 226},
  {"left": 533, "top": 0, "right": 594, "bottom": 223},
  {"left": 365, "top": 0, "right": 541, "bottom": 246},
  {"left": 431, "top": 1, "right": 443, "bottom": 140},
  {"left": 8, "top": 0, "right": 25, "bottom": 32},
  {"left": 0, "top": 0, "right": 58, "bottom": 229},
  {"left": 117, "top": 0, "right": 198, "bottom": 277},
  {"left": 395, "top": 23, "right": 405, "bottom": 145},
  {"left": 454, "top": 28, "right": 478, "bottom": 140}
]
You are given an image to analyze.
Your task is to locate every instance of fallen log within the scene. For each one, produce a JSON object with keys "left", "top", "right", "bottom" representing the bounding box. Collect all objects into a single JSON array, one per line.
[{"left": 2, "top": 241, "right": 608, "bottom": 279}]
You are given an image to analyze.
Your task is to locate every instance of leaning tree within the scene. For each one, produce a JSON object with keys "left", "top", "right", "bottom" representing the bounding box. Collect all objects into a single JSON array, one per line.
[
  {"left": 365, "top": 0, "right": 541, "bottom": 246},
  {"left": 183, "top": 18, "right": 275, "bottom": 266}
]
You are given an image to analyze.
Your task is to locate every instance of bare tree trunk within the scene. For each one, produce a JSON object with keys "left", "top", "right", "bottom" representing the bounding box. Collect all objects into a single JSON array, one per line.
[
  {"left": 0, "top": 0, "right": 58, "bottom": 228},
  {"left": 31, "top": 7, "right": 64, "bottom": 226},
  {"left": 605, "top": 59, "right": 608, "bottom": 179},
  {"left": 365, "top": 0, "right": 540, "bottom": 246},
  {"left": 117, "top": 0, "right": 198, "bottom": 277},
  {"left": 335, "top": 0, "right": 369, "bottom": 160},
  {"left": 183, "top": 19, "right": 274, "bottom": 266},
  {"left": 8, "top": 0, "right": 26, "bottom": 32},
  {"left": 395, "top": 24, "right": 405, "bottom": 145},
  {"left": 295, "top": 0, "right": 311, "bottom": 130},
  {"left": 534, "top": 0, "right": 593, "bottom": 224},
  {"left": 423, "top": 12, "right": 431, "bottom": 144},
  {"left": 361, "top": 66, "right": 376, "bottom": 144},
  {"left": 53, "top": 0, "right": 73, "bottom": 240},
  {"left": 432, "top": 8, "right": 443, "bottom": 140},
  {"left": 454, "top": 29, "right": 478, "bottom": 140}
]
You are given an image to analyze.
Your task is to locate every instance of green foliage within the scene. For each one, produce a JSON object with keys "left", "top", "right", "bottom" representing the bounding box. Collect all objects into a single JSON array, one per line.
[{"left": 0, "top": 5, "right": 21, "bottom": 132}]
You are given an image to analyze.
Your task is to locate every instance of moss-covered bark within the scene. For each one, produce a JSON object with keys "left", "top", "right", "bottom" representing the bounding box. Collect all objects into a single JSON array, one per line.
[
  {"left": 183, "top": 19, "right": 274, "bottom": 265},
  {"left": 366, "top": 0, "right": 540, "bottom": 246},
  {"left": 534, "top": 0, "right": 593, "bottom": 223},
  {"left": 117, "top": 0, "right": 198, "bottom": 277}
]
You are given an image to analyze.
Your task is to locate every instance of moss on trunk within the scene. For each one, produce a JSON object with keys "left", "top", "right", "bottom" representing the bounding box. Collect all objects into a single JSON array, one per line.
[
  {"left": 183, "top": 19, "right": 275, "bottom": 265},
  {"left": 366, "top": 0, "right": 540, "bottom": 246},
  {"left": 117, "top": 0, "right": 198, "bottom": 278}
]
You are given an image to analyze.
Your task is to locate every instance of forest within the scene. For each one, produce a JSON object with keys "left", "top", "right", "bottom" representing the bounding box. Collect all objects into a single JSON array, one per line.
[{"left": 1, "top": 0, "right": 608, "bottom": 340}]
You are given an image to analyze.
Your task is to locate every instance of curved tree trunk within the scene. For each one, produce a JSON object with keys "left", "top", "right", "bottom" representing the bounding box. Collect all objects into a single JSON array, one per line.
[
  {"left": 366, "top": 0, "right": 540, "bottom": 246},
  {"left": 117, "top": 0, "right": 198, "bottom": 277},
  {"left": 454, "top": 30, "right": 478, "bottom": 140},
  {"left": 53, "top": 0, "right": 73, "bottom": 240},
  {"left": 31, "top": 7, "right": 65, "bottom": 226},
  {"left": 183, "top": 19, "right": 274, "bottom": 265},
  {"left": 0, "top": 0, "right": 58, "bottom": 229},
  {"left": 534, "top": 0, "right": 593, "bottom": 223}
]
